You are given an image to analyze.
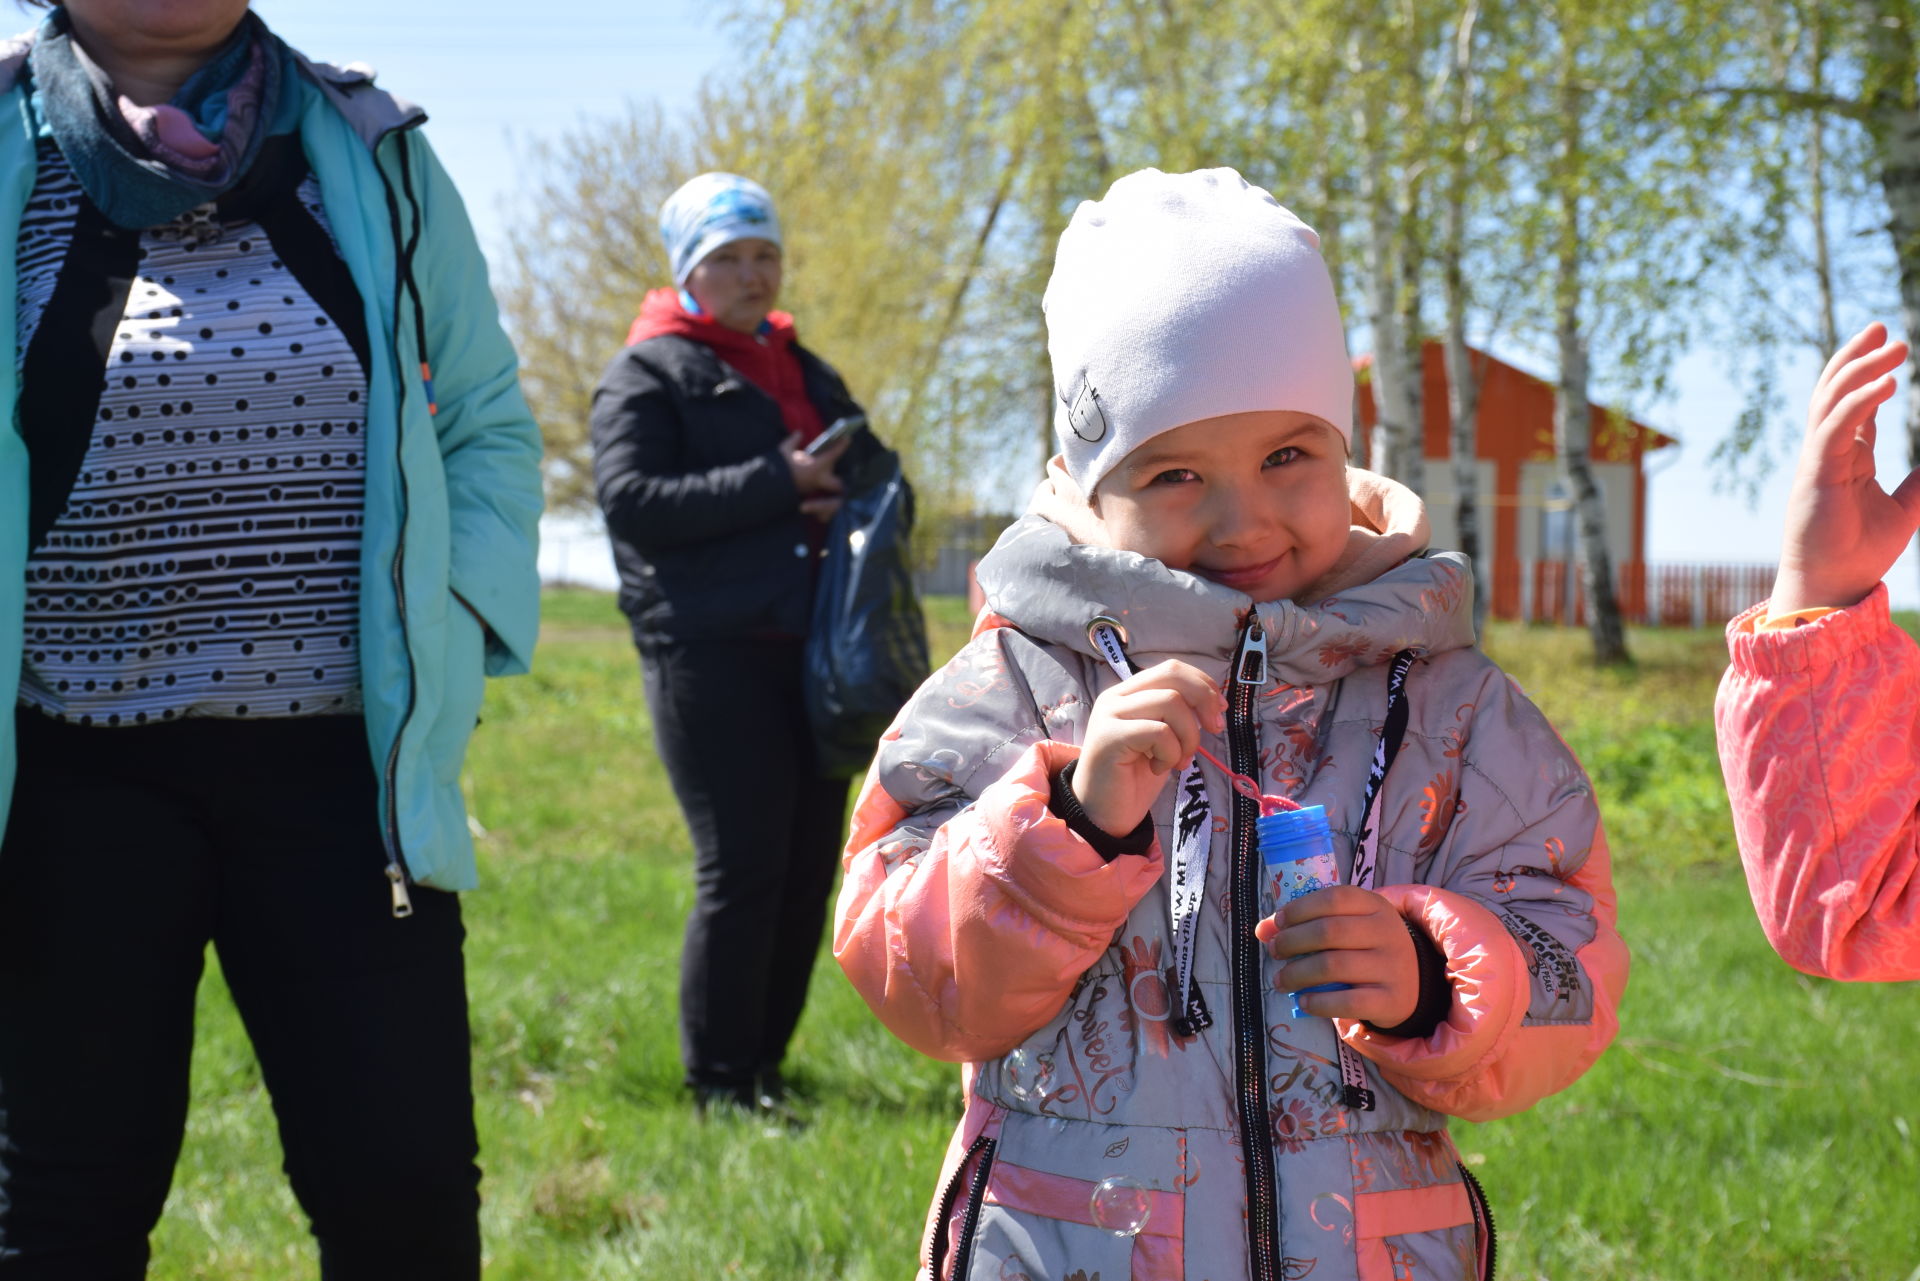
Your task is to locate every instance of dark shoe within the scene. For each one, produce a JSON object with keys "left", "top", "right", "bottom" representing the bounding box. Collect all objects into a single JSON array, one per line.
[
  {"left": 691, "top": 1082, "right": 757, "bottom": 1118},
  {"left": 753, "top": 1068, "right": 788, "bottom": 1111},
  {"left": 692, "top": 1081, "right": 804, "bottom": 1135}
]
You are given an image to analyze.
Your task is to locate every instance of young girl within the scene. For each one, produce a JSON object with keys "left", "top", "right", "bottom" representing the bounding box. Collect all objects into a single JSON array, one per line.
[
  {"left": 834, "top": 168, "right": 1627, "bottom": 1281},
  {"left": 1716, "top": 321, "right": 1920, "bottom": 982}
]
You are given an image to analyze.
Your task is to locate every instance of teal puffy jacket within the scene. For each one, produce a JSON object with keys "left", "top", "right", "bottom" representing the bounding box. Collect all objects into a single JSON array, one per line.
[{"left": 0, "top": 40, "right": 544, "bottom": 899}]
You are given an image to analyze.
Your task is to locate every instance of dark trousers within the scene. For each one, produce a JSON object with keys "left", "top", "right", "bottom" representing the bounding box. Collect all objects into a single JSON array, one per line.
[
  {"left": 0, "top": 712, "right": 480, "bottom": 1280},
  {"left": 641, "top": 638, "right": 848, "bottom": 1091}
]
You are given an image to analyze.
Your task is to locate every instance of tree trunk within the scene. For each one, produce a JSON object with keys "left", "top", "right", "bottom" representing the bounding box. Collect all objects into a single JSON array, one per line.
[
  {"left": 1554, "top": 54, "right": 1628, "bottom": 666},
  {"left": 1354, "top": 59, "right": 1423, "bottom": 493},
  {"left": 1444, "top": 0, "right": 1487, "bottom": 637},
  {"left": 1394, "top": 211, "right": 1427, "bottom": 497},
  {"left": 1443, "top": 205, "right": 1488, "bottom": 638},
  {"left": 1555, "top": 231, "right": 1630, "bottom": 665},
  {"left": 1807, "top": 24, "right": 1840, "bottom": 357},
  {"left": 1881, "top": 109, "right": 1920, "bottom": 598},
  {"left": 1363, "top": 173, "right": 1424, "bottom": 490},
  {"left": 1857, "top": 0, "right": 1920, "bottom": 595}
]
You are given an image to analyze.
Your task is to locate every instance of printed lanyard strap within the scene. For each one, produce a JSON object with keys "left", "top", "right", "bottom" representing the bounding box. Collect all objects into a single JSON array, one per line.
[
  {"left": 1086, "top": 616, "right": 1214, "bottom": 1036},
  {"left": 1349, "top": 648, "right": 1416, "bottom": 893},
  {"left": 1336, "top": 646, "right": 1417, "bottom": 1110},
  {"left": 1167, "top": 758, "right": 1214, "bottom": 1036}
]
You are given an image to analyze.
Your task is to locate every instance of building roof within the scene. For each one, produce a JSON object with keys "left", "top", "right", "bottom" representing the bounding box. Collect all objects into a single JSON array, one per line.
[{"left": 1355, "top": 342, "right": 1677, "bottom": 465}]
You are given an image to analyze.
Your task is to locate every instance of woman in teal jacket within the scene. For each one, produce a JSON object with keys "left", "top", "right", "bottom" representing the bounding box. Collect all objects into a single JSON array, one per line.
[{"left": 0, "top": 2, "right": 542, "bottom": 1277}]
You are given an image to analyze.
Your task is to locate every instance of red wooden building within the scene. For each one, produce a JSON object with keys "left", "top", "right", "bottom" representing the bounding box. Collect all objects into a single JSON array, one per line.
[{"left": 1355, "top": 341, "right": 1681, "bottom": 622}]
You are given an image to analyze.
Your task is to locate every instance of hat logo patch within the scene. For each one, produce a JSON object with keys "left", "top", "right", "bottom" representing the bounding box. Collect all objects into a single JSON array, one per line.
[{"left": 1068, "top": 383, "right": 1108, "bottom": 442}]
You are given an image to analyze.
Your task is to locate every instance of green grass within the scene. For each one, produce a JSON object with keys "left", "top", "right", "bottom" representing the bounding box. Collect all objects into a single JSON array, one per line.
[{"left": 147, "top": 598, "right": 1920, "bottom": 1279}]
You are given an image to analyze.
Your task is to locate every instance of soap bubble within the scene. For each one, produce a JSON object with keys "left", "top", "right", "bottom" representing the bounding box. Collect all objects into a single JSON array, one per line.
[
  {"left": 1002, "top": 1047, "right": 1056, "bottom": 1103},
  {"left": 1089, "top": 1175, "right": 1151, "bottom": 1237}
]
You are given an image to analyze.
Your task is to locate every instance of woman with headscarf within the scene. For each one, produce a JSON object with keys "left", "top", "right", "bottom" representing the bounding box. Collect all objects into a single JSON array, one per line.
[
  {"left": 591, "top": 173, "right": 876, "bottom": 1118},
  {"left": 0, "top": 2, "right": 543, "bottom": 1277}
]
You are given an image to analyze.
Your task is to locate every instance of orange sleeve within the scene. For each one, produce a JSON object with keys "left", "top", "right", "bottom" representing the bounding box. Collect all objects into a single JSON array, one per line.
[
  {"left": 1716, "top": 586, "right": 1920, "bottom": 980},
  {"left": 833, "top": 740, "right": 1166, "bottom": 1062}
]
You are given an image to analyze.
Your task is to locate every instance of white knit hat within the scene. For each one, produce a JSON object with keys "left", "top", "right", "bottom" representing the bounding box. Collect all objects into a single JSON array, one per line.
[
  {"left": 659, "top": 173, "right": 783, "bottom": 286},
  {"left": 1043, "top": 168, "right": 1353, "bottom": 495}
]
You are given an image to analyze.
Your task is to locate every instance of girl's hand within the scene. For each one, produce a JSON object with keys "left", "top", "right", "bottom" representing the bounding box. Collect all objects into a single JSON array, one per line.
[
  {"left": 1771, "top": 322, "right": 1920, "bottom": 614},
  {"left": 1255, "top": 886, "right": 1420, "bottom": 1027},
  {"left": 1072, "top": 660, "right": 1226, "bottom": 837}
]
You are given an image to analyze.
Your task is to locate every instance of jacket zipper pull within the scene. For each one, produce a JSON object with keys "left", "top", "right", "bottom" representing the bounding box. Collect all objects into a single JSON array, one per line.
[
  {"left": 386, "top": 862, "right": 415, "bottom": 919},
  {"left": 1235, "top": 620, "right": 1268, "bottom": 686}
]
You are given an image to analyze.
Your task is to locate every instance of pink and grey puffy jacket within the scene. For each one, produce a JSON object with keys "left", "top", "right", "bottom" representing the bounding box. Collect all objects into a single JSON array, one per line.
[
  {"left": 834, "top": 473, "right": 1628, "bottom": 1281},
  {"left": 1716, "top": 586, "right": 1920, "bottom": 980}
]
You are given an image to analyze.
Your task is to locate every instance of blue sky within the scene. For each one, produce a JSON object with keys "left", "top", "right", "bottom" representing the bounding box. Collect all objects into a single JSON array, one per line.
[{"left": 253, "top": 0, "right": 1920, "bottom": 603}]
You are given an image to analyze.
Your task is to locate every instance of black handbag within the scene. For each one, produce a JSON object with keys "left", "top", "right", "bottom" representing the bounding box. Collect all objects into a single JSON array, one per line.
[{"left": 804, "top": 436, "right": 930, "bottom": 778}]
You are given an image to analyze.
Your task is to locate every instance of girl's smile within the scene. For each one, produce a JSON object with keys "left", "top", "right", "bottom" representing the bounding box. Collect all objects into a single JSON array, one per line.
[{"left": 1090, "top": 410, "right": 1352, "bottom": 603}]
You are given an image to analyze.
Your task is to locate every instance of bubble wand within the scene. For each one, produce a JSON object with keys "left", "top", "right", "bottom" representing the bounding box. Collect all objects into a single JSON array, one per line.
[{"left": 1084, "top": 616, "right": 1297, "bottom": 815}]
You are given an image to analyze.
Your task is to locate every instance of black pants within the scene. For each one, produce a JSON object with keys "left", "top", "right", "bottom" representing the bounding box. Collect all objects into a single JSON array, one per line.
[
  {"left": 0, "top": 712, "right": 480, "bottom": 1280},
  {"left": 641, "top": 638, "right": 848, "bottom": 1092}
]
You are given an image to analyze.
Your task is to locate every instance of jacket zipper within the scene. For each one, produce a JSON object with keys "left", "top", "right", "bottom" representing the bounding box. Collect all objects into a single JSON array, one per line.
[
  {"left": 923, "top": 1132, "right": 996, "bottom": 1280},
  {"left": 372, "top": 119, "right": 430, "bottom": 919},
  {"left": 1458, "top": 1162, "right": 1498, "bottom": 1280},
  {"left": 1228, "top": 617, "right": 1282, "bottom": 1281}
]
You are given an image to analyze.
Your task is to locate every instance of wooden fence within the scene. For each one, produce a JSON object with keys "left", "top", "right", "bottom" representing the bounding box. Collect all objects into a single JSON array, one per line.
[{"left": 1503, "top": 560, "right": 1773, "bottom": 628}]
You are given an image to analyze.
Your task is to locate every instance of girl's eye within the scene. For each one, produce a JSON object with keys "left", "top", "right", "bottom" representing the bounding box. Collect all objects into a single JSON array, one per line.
[
  {"left": 1150, "top": 467, "right": 1199, "bottom": 486},
  {"left": 1264, "top": 446, "right": 1303, "bottom": 468}
]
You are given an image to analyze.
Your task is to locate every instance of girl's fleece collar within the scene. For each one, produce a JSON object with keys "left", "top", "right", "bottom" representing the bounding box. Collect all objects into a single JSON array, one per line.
[{"left": 975, "top": 463, "right": 1477, "bottom": 686}]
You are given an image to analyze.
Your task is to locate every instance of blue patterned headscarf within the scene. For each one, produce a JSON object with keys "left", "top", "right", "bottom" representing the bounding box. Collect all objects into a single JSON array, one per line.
[{"left": 659, "top": 173, "right": 783, "bottom": 286}]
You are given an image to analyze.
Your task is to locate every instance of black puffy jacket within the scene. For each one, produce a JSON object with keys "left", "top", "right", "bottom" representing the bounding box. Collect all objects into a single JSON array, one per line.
[{"left": 589, "top": 332, "right": 877, "bottom": 649}]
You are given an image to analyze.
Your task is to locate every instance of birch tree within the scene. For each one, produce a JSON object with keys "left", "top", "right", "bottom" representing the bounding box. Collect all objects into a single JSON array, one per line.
[
  {"left": 1332, "top": 11, "right": 1443, "bottom": 494},
  {"left": 1435, "top": 0, "right": 1523, "bottom": 637},
  {"left": 1510, "top": 0, "right": 1722, "bottom": 664},
  {"left": 1850, "top": 1, "right": 1920, "bottom": 534},
  {"left": 1701, "top": 0, "right": 1895, "bottom": 495},
  {"left": 1440, "top": 5, "right": 1486, "bottom": 630}
]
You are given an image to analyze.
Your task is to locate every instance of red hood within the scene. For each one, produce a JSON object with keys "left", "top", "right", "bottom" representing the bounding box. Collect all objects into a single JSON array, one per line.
[
  {"left": 622, "top": 288, "right": 826, "bottom": 449},
  {"left": 625, "top": 287, "right": 797, "bottom": 354}
]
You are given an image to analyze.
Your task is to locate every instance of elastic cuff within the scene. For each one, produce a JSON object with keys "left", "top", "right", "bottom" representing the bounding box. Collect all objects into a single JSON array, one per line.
[
  {"left": 1756, "top": 605, "right": 1839, "bottom": 631},
  {"left": 1727, "top": 583, "right": 1893, "bottom": 675},
  {"left": 1048, "top": 759, "right": 1154, "bottom": 861},
  {"left": 1363, "top": 918, "right": 1453, "bottom": 1040}
]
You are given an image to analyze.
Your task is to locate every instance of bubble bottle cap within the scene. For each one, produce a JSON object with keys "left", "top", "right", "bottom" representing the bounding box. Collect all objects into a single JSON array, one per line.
[{"left": 1256, "top": 804, "right": 1334, "bottom": 866}]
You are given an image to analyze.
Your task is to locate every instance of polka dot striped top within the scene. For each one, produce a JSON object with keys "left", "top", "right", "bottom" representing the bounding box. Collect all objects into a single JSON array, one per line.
[{"left": 16, "top": 140, "right": 369, "bottom": 725}]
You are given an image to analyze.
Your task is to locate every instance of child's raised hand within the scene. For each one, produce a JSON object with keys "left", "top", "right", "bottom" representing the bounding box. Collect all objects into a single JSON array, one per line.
[
  {"left": 1072, "top": 660, "right": 1226, "bottom": 838},
  {"left": 1255, "top": 887, "right": 1420, "bottom": 1027},
  {"left": 1772, "top": 322, "right": 1920, "bottom": 614}
]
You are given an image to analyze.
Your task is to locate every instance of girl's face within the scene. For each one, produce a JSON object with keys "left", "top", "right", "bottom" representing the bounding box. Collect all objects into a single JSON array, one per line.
[
  {"left": 1090, "top": 411, "right": 1352, "bottom": 603},
  {"left": 685, "top": 237, "right": 783, "bottom": 334}
]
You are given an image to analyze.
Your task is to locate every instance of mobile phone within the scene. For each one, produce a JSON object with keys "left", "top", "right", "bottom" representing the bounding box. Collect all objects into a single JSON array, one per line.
[{"left": 805, "top": 413, "right": 867, "bottom": 456}]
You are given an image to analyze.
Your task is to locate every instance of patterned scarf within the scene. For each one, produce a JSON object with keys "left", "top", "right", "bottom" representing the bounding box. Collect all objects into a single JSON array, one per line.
[{"left": 27, "top": 8, "right": 298, "bottom": 231}]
